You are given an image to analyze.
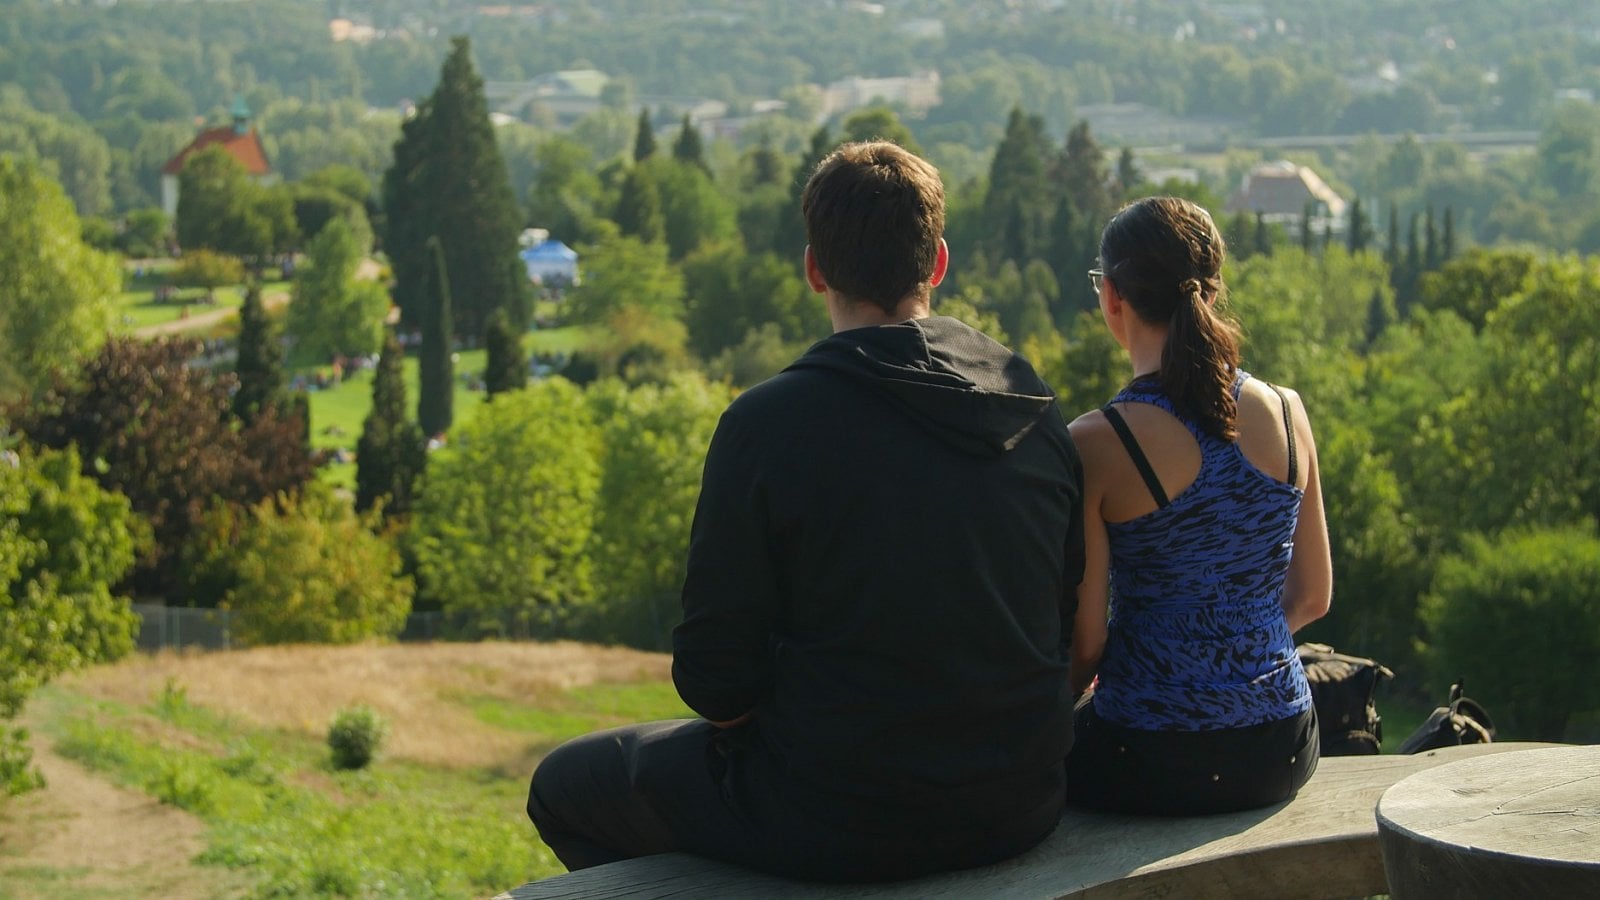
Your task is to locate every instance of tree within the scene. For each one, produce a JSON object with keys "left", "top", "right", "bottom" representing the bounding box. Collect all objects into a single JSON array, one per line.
[
  {"left": 613, "top": 164, "right": 665, "bottom": 244},
  {"left": 1423, "top": 527, "right": 1600, "bottom": 740},
  {"left": 484, "top": 309, "right": 527, "bottom": 396},
  {"left": 1, "top": 445, "right": 142, "bottom": 794},
  {"left": 566, "top": 234, "right": 686, "bottom": 327},
  {"left": 840, "top": 105, "right": 922, "bottom": 154},
  {"left": 174, "top": 146, "right": 297, "bottom": 264},
  {"left": 671, "top": 113, "right": 708, "bottom": 174},
  {"left": 1346, "top": 197, "right": 1371, "bottom": 253},
  {"left": 981, "top": 108, "right": 1052, "bottom": 265},
  {"left": 169, "top": 249, "right": 246, "bottom": 302},
  {"left": 633, "top": 107, "right": 657, "bottom": 162},
  {"left": 418, "top": 236, "right": 455, "bottom": 440},
  {"left": 1115, "top": 146, "right": 1141, "bottom": 197},
  {"left": 683, "top": 244, "right": 825, "bottom": 361},
  {"left": 286, "top": 217, "right": 389, "bottom": 361},
  {"left": 354, "top": 333, "right": 426, "bottom": 517},
  {"left": 0, "top": 158, "right": 119, "bottom": 399},
  {"left": 651, "top": 157, "right": 737, "bottom": 261},
  {"left": 9, "top": 337, "right": 316, "bottom": 599},
  {"left": 382, "top": 36, "right": 529, "bottom": 341},
  {"left": 1055, "top": 120, "right": 1114, "bottom": 227},
  {"left": 220, "top": 484, "right": 413, "bottom": 646},
  {"left": 582, "top": 374, "right": 735, "bottom": 649},
  {"left": 410, "top": 379, "right": 601, "bottom": 635},
  {"left": 234, "top": 283, "right": 284, "bottom": 423}
]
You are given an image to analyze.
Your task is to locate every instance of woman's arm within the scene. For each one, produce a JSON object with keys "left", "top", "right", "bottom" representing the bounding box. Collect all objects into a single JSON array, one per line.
[
  {"left": 1068, "top": 413, "right": 1112, "bottom": 696},
  {"left": 1282, "top": 392, "right": 1332, "bottom": 632}
]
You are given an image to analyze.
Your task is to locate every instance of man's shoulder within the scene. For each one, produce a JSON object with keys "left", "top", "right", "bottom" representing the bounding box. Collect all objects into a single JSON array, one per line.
[{"left": 723, "top": 366, "right": 846, "bottom": 419}]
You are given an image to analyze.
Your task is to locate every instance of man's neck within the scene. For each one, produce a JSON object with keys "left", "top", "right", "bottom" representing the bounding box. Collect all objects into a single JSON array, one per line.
[{"left": 827, "top": 292, "right": 932, "bottom": 332}]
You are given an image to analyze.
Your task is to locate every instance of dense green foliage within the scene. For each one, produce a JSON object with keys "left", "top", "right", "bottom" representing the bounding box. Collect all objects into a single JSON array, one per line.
[
  {"left": 410, "top": 379, "right": 601, "bottom": 634},
  {"left": 233, "top": 283, "right": 286, "bottom": 423},
  {"left": 215, "top": 485, "right": 413, "bottom": 646},
  {"left": 0, "top": 446, "right": 141, "bottom": 794},
  {"left": 9, "top": 338, "right": 316, "bottom": 599},
  {"left": 1423, "top": 527, "right": 1600, "bottom": 740},
  {"left": 0, "top": 157, "right": 119, "bottom": 399},
  {"left": 287, "top": 217, "right": 390, "bottom": 360}
]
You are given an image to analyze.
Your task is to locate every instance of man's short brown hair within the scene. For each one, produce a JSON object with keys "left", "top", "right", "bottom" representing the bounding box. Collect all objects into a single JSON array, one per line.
[{"left": 801, "top": 141, "right": 945, "bottom": 314}]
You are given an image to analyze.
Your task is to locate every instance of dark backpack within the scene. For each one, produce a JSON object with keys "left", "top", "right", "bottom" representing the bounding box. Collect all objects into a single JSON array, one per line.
[
  {"left": 1397, "top": 681, "right": 1496, "bottom": 754},
  {"left": 1297, "top": 642, "right": 1394, "bottom": 756}
]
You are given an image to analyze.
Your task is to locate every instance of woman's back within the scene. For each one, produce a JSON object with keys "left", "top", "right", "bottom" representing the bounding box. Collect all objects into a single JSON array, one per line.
[{"left": 1089, "top": 372, "right": 1313, "bottom": 731}]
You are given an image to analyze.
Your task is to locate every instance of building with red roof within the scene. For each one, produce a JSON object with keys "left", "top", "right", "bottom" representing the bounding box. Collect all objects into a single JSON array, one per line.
[{"left": 160, "top": 96, "right": 274, "bottom": 216}]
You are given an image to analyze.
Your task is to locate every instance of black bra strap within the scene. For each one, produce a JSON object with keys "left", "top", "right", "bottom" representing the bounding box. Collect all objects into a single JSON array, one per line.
[
  {"left": 1268, "top": 384, "right": 1298, "bottom": 486},
  {"left": 1101, "top": 405, "right": 1169, "bottom": 508}
]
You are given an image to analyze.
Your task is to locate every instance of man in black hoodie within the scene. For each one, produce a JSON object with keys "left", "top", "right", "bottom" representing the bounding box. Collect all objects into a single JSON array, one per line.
[{"left": 527, "top": 142, "right": 1084, "bottom": 882}]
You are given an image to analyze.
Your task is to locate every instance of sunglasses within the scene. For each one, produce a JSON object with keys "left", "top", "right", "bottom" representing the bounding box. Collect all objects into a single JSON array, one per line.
[{"left": 1088, "top": 268, "right": 1105, "bottom": 292}]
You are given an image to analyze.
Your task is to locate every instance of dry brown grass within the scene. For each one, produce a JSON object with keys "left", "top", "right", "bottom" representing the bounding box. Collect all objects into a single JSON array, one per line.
[{"left": 57, "top": 641, "right": 673, "bottom": 771}]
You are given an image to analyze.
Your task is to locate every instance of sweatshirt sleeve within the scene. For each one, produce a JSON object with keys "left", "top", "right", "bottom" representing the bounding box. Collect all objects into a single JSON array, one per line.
[{"left": 672, "top": 409, "right": 777, "bottom": 723}]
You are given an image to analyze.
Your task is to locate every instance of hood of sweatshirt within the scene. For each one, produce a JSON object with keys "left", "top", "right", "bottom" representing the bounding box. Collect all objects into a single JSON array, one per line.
[{"left": 784, "top": 315, "right": 1058, "bottom": 457}]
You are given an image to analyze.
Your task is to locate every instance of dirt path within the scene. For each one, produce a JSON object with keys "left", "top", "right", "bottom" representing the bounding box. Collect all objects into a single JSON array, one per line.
[{"left": 0, "top": 725, "right": 249, "bottom": 898}]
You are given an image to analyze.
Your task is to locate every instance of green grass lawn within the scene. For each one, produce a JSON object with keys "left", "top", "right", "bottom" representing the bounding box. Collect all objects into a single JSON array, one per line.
[
  {"left": 114, "top": 259, "right": 290, "bottom": 336},
  {"left": 16, "top": 667, "right": 690, "bottom": 897}
]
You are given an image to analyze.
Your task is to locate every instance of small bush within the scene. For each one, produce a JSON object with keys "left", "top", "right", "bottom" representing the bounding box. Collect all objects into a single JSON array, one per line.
[
  {"left": 1, "top": 727, "right": 45, "bottom": 796},
  {"left": 327, "top": 706, "right": 387, "bottom": 770}
]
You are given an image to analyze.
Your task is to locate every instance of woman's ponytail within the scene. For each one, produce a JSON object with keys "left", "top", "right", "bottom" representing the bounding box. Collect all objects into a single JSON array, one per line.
[{"left": 1161, "top": 278, "right": 1240, "bottom": 441}]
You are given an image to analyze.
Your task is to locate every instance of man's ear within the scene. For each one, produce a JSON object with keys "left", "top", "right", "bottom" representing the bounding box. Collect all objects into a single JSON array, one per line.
[
  {"left": 803, "top": 245, "right": 828, "bottom": 294},
  {"left": 929, "top": 238, "right": 949, "bottom": 288}
]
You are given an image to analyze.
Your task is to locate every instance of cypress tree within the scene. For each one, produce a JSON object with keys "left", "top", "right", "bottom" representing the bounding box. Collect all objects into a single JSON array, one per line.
[
  {"left": 614, "top": 165, "right": 665, "bottom": 243},
  {"left": 982, "top": 108, "right": 1052, "bottom": 264},
  {"left": 772, "top": 125, "right": 836, "bottom": 264},
  {"left": 381, "top": 36, "right": 529, "bottom": 343},
  {"left": 633, "top": 108, "right": 657, "bottom": 162},
  {"left": 1115, "top": 146, "right": 1140, "bottom": 199},
  {"left": 1300, "top": 201, "right": 1315, "bottom": 253},
  {"left": 356, "top": 332, "right": 426, "bottom": 516},
  {"left": 1055, "top": 120, "right": 1113, "bottom": 227},
  {"left": 1346, "top": 197, "right": 1368, "bottom": 253},
  {"left": 419, "top": 236, "right": 454, "bottom": 439},
  {"left": 747, "top": 134, "right": 784, "bottom": 187},
  {"left": 1424, "top": 204, "right": 1440, "bottom": 271},
  {"left": 1254, "top": 211, "right": 1272, "bottom": 257},
  {"left": 1385, "top": 204, "right": 1401, "bottom": 271},
  {"left": 484, "top": 309, "right": 527, "bottom": 396},
  {"left": 672, "top": 113, "right": 708, "bottom": 175},
  {"left": 1442, "top": 206, "right": 1456, "bottom": 262},
  {"left": 233, "top": 282, "right": 283, "bottom": 423},
  {"left": 1365, "top": 287, "right": 1391, "bottom": 347}
]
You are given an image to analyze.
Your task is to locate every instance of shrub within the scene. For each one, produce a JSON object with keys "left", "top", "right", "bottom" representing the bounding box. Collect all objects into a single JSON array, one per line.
[
  {"left": 327, "top": 705, "right": 387, "bottom": 770},
  {"left": 1421, "top": 525, "right": 1600, "bottom": 740}
]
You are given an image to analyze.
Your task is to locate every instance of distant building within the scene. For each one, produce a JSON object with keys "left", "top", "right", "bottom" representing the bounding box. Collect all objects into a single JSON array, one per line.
[
  {"left": 159, "top": 97, "right": 274, "bottom": 217},
  {"left": 819, "top": 71, "right": 941, "bottom": 119},
  {"left": 1226, "top": 160, "right": 1347, "bottom": 234},
  {"left": 520, "top": 240, "right": 579, "bottom": 286}
]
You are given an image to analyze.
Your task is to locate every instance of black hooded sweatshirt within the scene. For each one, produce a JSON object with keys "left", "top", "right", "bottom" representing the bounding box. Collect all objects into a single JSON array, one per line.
[{"left": 673, "top": 316, "right": 1084, "bottom": 874}]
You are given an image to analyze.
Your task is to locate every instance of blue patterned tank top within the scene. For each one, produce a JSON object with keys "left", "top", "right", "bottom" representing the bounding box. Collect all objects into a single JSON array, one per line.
[{"left": 1090, "top": 371, "right": 1312, "bottom": 731}]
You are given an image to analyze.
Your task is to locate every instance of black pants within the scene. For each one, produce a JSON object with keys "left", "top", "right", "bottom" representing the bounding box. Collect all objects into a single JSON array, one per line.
[
  {"left": 1065, "top": 700, "right": 1320, "bottom": 816},
  {"left": 526, "top": 718, "right": 1063, "bottom": 882}
]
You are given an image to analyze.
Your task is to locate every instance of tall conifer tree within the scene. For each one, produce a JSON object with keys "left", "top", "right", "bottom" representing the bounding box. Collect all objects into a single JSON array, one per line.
[
  {"left": 633, "top": 108, "right": 657, "bottom": 162},
  {"left": 484, "top": 309, "right": 528, "bottom": 396},
  {"left": 233, "top": 282, "right": 283, "bottom": 423},
  {"left": 982, "top": 108, "right": 1051, "bottom": 265},
  {"left": 356, "top": 332, "right": 425, "bottom": 516},
  {"left": 419, "top": 236, "right": 454, "bottom": 439},
  {"left": 382, "top": 36, "right": 529, "bottom": 342},
  {"left": 672, "top": 114, "right": 708, "bottom": 175}
]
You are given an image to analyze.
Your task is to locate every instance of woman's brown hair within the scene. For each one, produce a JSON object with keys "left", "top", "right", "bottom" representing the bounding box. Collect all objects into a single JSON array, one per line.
[{"left": 1098, "top": 196, "right": 1242, "bottom": 440}]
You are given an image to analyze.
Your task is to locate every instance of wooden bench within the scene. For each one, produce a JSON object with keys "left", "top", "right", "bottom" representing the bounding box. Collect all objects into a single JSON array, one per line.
[{"left": 499, "top": 742, "right": 1556, "bottom": 900}]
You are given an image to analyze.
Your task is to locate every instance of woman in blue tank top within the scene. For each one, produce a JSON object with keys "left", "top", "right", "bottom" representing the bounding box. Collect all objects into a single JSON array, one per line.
[{"left": 1065, "top": 197, "right": 1333, "bottom": 814}]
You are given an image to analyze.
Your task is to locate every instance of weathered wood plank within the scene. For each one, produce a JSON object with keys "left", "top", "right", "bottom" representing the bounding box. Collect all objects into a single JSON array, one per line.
[
  {"left": 1377, "top": 744, "right": 1600, "bottom": 899},
  {"left": 501, "top": 742, "right": 1558, "bottom": 900}
]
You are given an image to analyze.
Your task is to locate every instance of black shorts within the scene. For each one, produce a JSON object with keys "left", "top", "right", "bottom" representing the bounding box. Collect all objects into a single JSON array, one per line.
[{"left": 1065, "top": 699, "right": 1319, "bottom": 815}]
